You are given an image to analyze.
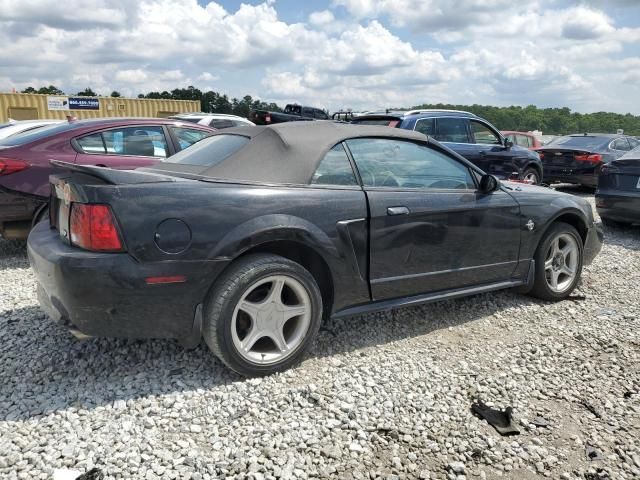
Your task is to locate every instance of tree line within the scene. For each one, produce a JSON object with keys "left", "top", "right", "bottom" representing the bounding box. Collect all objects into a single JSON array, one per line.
[
  {"left": 408, "top": 103, "right": 640, "bottom": 136},
  {"left": 19, "top": 85, "right": 282, "bottom": 119},
  {"left": 17, "top": 86, "right": 639, "bottom": 135}
]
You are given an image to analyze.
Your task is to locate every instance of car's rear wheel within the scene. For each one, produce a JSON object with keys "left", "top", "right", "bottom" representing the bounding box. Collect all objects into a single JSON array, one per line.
[
  {"left": 529, "top": 222, "right": 583, "bottom": 301},
  {"left": 203, "top": 254, "right": 322, "bottom": 376},
  {"left": 522, "top": 167, "right": 540, "bottom": 185}
]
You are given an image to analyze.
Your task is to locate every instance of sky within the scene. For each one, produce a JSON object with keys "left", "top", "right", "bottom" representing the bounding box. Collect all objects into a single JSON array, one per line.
[{"left": 0, "top": 0, "right": 639, "bottom": 114}]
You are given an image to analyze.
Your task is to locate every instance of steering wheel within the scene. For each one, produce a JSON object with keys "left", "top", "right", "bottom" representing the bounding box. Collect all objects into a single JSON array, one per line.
[{"left": 377, "top": 170, "right": 401, "bottom": 187}]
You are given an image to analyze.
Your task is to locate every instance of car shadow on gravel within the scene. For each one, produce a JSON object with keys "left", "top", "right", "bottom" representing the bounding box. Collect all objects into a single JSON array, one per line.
[
  {"left": 0, "top": 239, "right": 27, "bottom": 260},
  {"left": 0, "top": 289, "right": 547, "bottom": 421}
]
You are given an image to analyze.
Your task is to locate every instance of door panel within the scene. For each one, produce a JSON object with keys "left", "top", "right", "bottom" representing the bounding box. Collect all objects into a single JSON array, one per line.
[{"left": 367, "top": 189, "right": 521, "bottom": 300}]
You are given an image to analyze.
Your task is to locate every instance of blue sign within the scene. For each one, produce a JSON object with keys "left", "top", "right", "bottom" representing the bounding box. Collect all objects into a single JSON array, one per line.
[{"left": 68, "top": 97, "right": 100, "bottom": 110}]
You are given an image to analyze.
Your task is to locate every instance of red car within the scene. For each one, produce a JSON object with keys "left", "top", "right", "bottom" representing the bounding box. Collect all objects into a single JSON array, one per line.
[
  {"left": 0, "top": 118, "right": 215, "bottom": 239},
  {"left": 501, "top": 131, "right": 543, "bottom": 150}
]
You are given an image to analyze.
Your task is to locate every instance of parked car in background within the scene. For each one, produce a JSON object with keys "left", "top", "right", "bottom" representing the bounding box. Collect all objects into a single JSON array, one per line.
[
  {"left": 249, "top": 104, "right": 329, "bottom": 125},
  {"left": 0, "top": 118, "right": 215, "bottom": 239},
  {"left": 502, "top": 131, "right": 543, "bottom": 150},
  {"left": 536, "top": 133, "right": 639, "bottom": 188},
  {"left": 28, "top": 122, "right": 602, "bottom": 376},
  {"left": 351, "top": 110, "right": 544, "bottom": 184},
  {"left": 596, "top": 145, "right": 640, "bottom": 226},
  {"left": 0, "top": 119, "right": 62, "bottom": 140},
  {"left": 168, "top": 113, "right": 255, "bottom": 129}
]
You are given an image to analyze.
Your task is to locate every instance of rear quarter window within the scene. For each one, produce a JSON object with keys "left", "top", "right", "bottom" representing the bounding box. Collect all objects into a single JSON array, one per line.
[{"left": 162, "top": 134, "right": 249, "bottom": 166}]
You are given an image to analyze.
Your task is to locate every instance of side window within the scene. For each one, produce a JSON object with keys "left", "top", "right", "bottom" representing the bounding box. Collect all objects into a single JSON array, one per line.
[
  {"left": 346, "top": 138, "right": 475, "bottom": 190},
  {"left": 301, "top": 107, "right": 313, "bottom": 117},
  {"left": 434, "top": 118, "right": 470, "bottom": 143},
  {"left": 77, "top": 133, "right": 106, "bottom": 153},
  {"left": 311, "top": 144, "right": 358, "bottom": 186},
  {"left": 101, "top": 126, "right": 168, "bottom": 157},
  {"left": 414, "top": 118, "right": 435, "bottom": 136},
  {"left": 171, "top": 127, "right": 212, "bottom": 151},
  {"left": 470, "top": 121, "right": 501, "bottom": 145},
  {"left": 628, "top": 137, "right": 639, "bottom": 149},
  {"left": 611, "top": 138, "right": 631, "bottom": 151}
]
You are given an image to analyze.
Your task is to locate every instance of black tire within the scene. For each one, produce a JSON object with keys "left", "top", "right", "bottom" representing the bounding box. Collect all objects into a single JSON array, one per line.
[
  {"left": 522, "top": 167, "right": 540, "bottom": 185},
  {"left": 202, "top": 254, "right": 323, "bottom": 376},
  {"left": 528, "top": 222, "right": 583, "bottom": 301}
]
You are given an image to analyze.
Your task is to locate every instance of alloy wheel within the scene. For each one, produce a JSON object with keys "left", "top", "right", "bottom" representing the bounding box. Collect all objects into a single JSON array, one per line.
[
  {"left": 231, "top": 275, "right": 312, "bottom": 365},
  {"left": 544, "top": 233, "right": 579, "bottom": 293}
]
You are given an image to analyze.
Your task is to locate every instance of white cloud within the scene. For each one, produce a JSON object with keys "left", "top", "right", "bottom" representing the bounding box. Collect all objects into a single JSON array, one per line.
[{"left": 0, "top": 1, "right": 638, "bottom": 113}]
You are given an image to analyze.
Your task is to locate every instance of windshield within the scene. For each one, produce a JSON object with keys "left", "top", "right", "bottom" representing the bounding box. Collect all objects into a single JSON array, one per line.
[
  {"left": 0, "top": 122, "right": 78, "bottom": 147},
  {"left": 620, "top": 145, "right": 640, "bottom": 160},
  {"left": 547, "top": 135, "right": 609, "bottom": 151},
  {"left": 161, "top": 134, "right": 249, "bottom": 166}
]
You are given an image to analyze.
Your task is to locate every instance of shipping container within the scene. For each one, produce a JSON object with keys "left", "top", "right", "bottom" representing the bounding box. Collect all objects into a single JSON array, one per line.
[{"left": 0, "top": 93, "right": 200, "bottom": 123}]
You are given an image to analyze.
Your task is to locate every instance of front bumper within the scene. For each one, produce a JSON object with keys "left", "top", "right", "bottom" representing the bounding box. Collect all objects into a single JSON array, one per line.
[
  {"left": 596, "top": 191, "right": 640, "bottom": 225},
  {"left": 583, "top": 221, "right": 604, "bottom": 266},
  {"left": 27, "top": 222, "right": 228, "bottom": 341}
]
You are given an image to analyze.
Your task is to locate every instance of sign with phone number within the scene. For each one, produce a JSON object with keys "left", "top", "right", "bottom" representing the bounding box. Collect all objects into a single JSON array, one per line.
[{"left": 68, "top": 97, "right": 100, "bottom": 110}]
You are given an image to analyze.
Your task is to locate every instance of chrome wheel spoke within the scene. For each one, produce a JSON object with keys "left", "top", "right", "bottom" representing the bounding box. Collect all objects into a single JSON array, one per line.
[
  {"left": 240, "top": 327, "right": 263, "bottom": 353},
  {"left": 265, "top": 278, "right": 285, "bottom": 304},
  {"left": 544, "top": 232, "right": 580, "bottom": 294},
  {"left": 238, "top": 300, "right": 262, "bottom": 321},
  {"left": 268, "top": 324, "right": 289, "bottom": 353},
  {"left": 282, "top": 304, "right": 307, "bottom": 320},
  {"left": 544, "top": 258, "right": 554, "bottom": 271},
  {"left": 549, "top": 270, "right": 560, "bottom": 290}
]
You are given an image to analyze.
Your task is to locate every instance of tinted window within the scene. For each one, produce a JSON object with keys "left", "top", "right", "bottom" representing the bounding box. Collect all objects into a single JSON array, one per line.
[
  {"left": 169, "top": 117, "right": 201, "bottom": 124},
  {"left": 414, "top": 118, "right": 435, "bottom": 136},
  {"left": 171, "top": 127, "right": 211, "bottom": 151},
  {"left": 470, "top": 121, "right": 501, "bottom": 145},
  {"left": 549, "top": 136, "right": 609, "bottom": 150},
  {"left": 77, "top": 133, "right": 105, "bottom": 153},
  {"left": 0, "top": 122, "right": 79, "bottom": 147},
  {"left": 346, "top": 138, "right": 475, "bottom": 190},
  {"left": 620, "top": 145, "right": 640, "bottom": 160},
  {"left": 210, "top": 119, "right": 235, "bottom": 129},
  {"left": 611, "top": 137, "right": 631, "bottom": 151},
  {"left": 352, "top": 119, "right": 400, "bottom": 127},
  {"left": 100, "top": 126, "right": 168, "bottom": 157},
  {"left": 434, "top": 118, "right": 470, "bottom": 143},
  {"left": 628, "top": 137, "right": 639, "bottom": 149},
  {"left": 162, "top": 134, "right": 249, "bottom": 166},
  {"left": 284, "top": 105, "right": 302, "bottom": 115},
  {"left": 311, "top": 144, "right": 358, "bottom": 186}
]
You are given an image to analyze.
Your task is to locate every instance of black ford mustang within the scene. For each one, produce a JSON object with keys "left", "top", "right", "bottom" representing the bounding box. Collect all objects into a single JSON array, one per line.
[{"left": 28, "top": 122, "right": 603, "bottom": 376}]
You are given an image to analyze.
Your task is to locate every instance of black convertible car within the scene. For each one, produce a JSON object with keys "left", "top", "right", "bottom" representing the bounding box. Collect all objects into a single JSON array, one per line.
[{"left": 28, "top": 122, "right": 603, "bottom": 376}]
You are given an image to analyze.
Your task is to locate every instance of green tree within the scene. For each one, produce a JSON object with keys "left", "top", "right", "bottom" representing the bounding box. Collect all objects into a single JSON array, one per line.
[
  {"left": 76, "top": 87, "right": 97, "bottom": 97},
  {"left": 21, "top": 86, "right": 37, "bottom": 94},
  {"left": 110, "top": 91, "right": 121, "bottom": 97}
]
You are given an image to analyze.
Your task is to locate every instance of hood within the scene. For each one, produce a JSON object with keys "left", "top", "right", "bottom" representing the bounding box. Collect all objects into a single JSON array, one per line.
[{"left": 502, "top": 181, "right": 593, "bottom": 221}]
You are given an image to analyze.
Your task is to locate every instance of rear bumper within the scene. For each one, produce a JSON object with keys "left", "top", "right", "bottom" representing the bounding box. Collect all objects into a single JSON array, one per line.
[
  {"left": 0, "top": 187, "right": 44, "bottom": 238},
  {"left": 543, "top": 167, "right": 598, "bottom": 187},
  {"left": 583, "top": 221, "right": 604, "bottom": 266},
  {"left": 595, "top": 191, "right": 640, "bottom": 224},
  {"left": 27, "top": 222, "right": 229, "bottom": 341}
]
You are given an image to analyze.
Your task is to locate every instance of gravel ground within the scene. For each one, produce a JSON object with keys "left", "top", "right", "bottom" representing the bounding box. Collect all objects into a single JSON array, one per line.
[{"left": 0, "top": 193, "right": 639, "bottom": 480}]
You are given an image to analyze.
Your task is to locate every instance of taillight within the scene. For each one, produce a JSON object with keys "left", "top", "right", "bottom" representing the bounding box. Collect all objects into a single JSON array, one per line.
[
  {"left": 69, "top": 203, "right": 124, "bottom": 252},
  {"left": 537, "top": 152, "right": 544, "bottom": 160},
  {"left": 0, "top": 157, "right": 29, "bottom": 176},
  {"left": 265, "top": 114, "right": 271, "bottom": 123},
  {"left": 575, "top": 154, "right": 602, "bottom": 163}
]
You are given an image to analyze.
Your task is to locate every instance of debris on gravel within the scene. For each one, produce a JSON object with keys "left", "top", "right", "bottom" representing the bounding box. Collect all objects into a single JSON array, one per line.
[{"left": 0, "top": 198, "right": 638, "bottom": 479}]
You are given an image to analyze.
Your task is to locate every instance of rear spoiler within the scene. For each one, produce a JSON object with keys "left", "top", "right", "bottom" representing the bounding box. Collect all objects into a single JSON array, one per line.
[
  {"left": 49, "top": 160, "right": 178, "bottom": 185},
  {"left": 535, "top": 146, "right": 597, "bottom": 153}
]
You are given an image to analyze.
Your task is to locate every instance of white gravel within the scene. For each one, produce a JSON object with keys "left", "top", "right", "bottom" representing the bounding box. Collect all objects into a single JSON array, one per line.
[{"left": 0, "top": 193, "right": 638, "bottom": 480}]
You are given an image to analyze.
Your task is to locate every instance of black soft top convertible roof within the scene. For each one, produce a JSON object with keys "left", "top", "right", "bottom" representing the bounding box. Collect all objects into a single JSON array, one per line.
[{"left": 149, "top": 121, "right": 428, "bottom": 184}]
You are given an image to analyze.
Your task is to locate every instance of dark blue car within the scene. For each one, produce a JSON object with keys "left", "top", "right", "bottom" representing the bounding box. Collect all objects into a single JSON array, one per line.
[{"left": 351, "top": 109, "right": 544, "bottom": 184}]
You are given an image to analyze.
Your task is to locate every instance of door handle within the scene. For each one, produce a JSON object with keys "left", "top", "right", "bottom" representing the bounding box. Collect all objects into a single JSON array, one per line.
[{"left": 387, "top": 206, "right": 410, "bottom": 216}]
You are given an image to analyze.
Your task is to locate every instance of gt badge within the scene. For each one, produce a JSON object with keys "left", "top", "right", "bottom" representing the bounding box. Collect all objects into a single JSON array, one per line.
[{"left": 526, "top": 219, "right": 535, "bottom": 231}]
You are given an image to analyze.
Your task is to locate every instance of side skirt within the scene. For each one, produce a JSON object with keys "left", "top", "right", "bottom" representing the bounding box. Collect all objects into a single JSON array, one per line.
[{"left": 331, "top": 278, "right": 527, "bottom": 320}]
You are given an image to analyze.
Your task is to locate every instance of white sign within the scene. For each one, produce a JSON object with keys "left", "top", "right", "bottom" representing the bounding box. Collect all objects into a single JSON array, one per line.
[{"left": 47, "top": 96, "right": 69, "bottom": 111}]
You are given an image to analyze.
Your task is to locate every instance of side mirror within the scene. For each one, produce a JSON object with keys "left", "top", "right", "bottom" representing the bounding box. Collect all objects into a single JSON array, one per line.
[
  {"left": 504, "top": 138, "right": 514, "bottom": 149},
  {"left": 479, "top": 174, "right": 500, "bottom": 194}
]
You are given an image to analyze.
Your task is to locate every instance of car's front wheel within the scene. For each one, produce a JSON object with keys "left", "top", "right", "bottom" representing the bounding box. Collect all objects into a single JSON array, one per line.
[
  {"left": 529, "top": 222, "right": 583, "bottom": 301},
  {"left": 203, "top": 254, "right": 323, "bottom": 376}
]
